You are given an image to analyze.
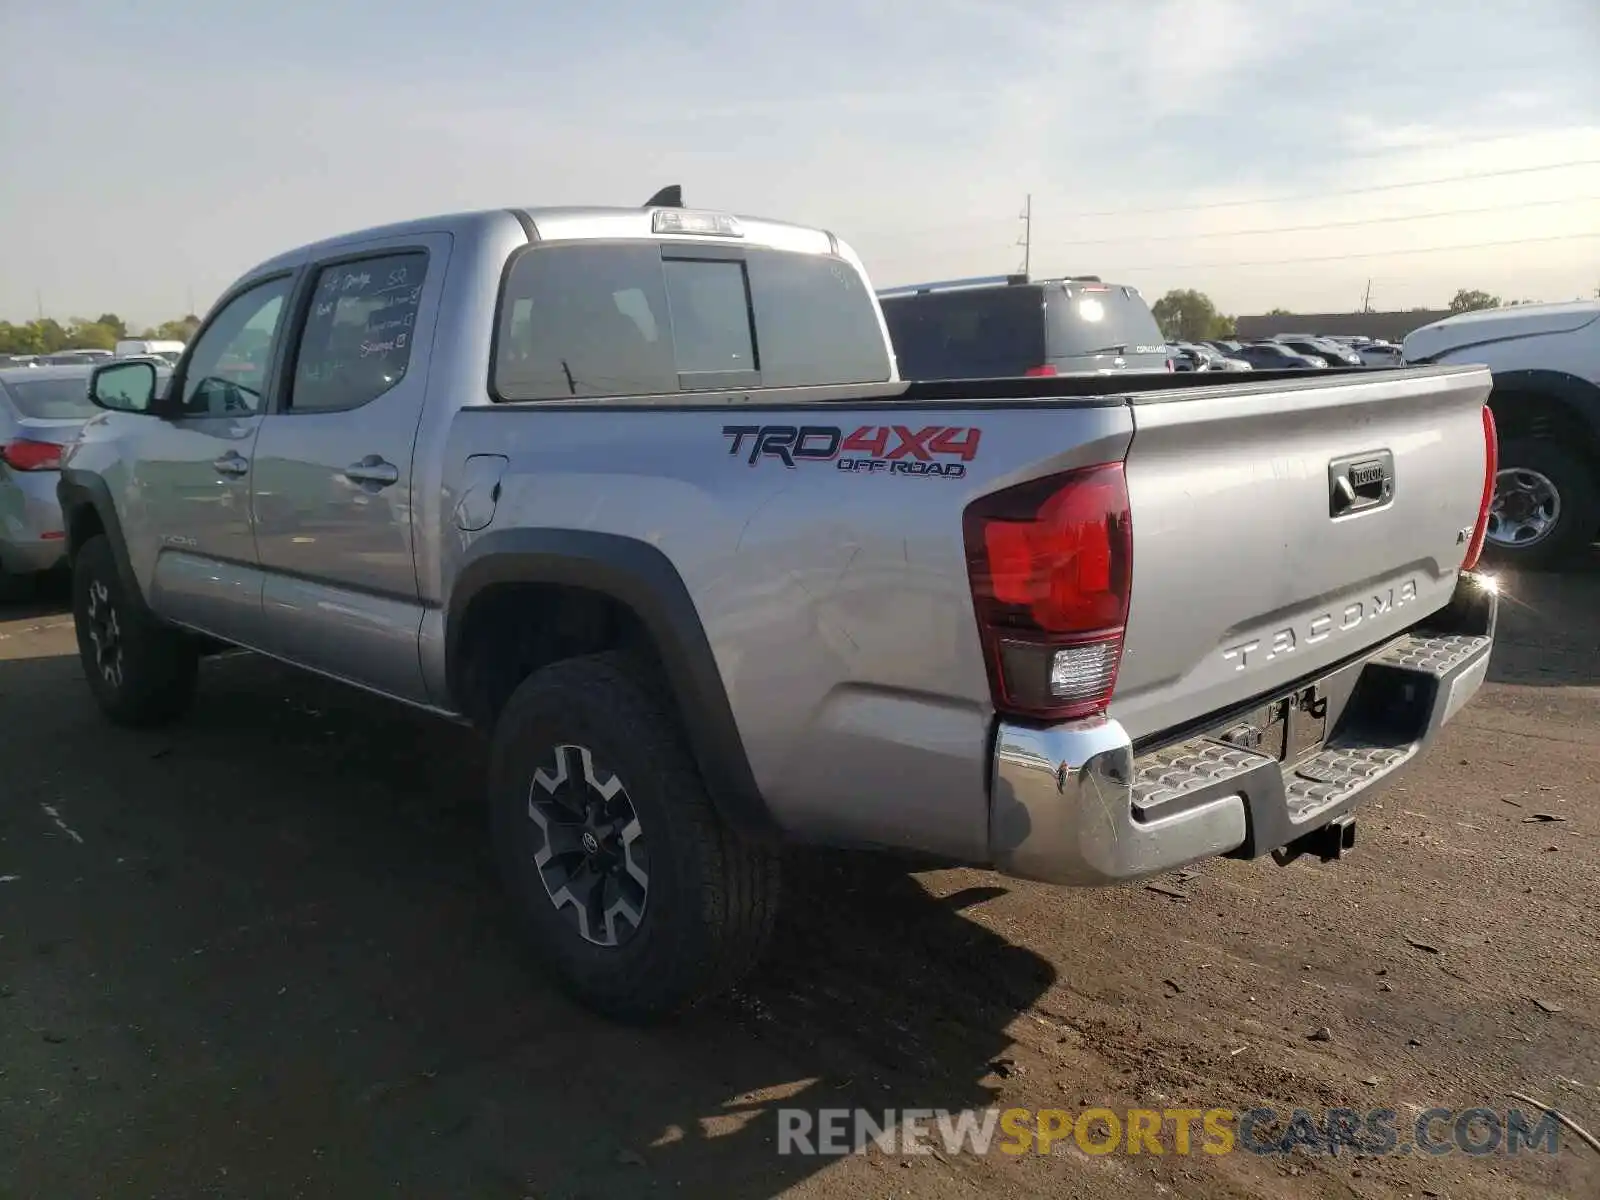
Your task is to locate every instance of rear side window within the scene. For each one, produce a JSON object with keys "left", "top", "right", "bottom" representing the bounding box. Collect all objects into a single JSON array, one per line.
[
  {"left": 880, "top": 287, "right": 1045, "bottom": 380},
  {"left": 290, "top": 251, "right": 428, "bottom": 412},
  {"left": 492, "top": 242, "right": 891, "bottom": 401},
  {"left": 1043, "top": 286, "right": 1165, "bottom": 359}
]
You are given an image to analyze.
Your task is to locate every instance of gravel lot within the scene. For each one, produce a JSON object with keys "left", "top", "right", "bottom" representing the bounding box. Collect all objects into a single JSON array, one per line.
[{"left": 2, "top": 556, "right": 1596, "bottom": 1200}]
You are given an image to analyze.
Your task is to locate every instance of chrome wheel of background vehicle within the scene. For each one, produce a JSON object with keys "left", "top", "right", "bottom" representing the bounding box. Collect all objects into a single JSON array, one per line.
[
  {"left": 1487, "top": 467, "right": 1561, "bottom": 549},
  {"left": 84, "top": 578, "right": 125, "bottom": 688},
  {"left": 526, "top": 743, "right": 649, "bottom": 948}
]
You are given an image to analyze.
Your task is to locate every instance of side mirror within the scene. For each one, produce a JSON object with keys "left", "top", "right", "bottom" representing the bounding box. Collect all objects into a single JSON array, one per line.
[{"left": 89, "top": 359, "right": 159, "bottom": 414}]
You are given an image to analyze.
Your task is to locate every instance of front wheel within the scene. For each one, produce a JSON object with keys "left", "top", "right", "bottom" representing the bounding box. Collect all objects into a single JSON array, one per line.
[
  {"left": 1484, "top": 439, "right": 1599, "bottom": 571},
  {"left": 488, "top": 652, "right": 780, "bottom": 1022},
  {"left": 71, "top": 534, "right": 199, "bottom": 726}
]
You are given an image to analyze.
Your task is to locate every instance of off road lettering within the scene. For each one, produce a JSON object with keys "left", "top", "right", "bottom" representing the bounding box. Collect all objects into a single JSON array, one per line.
[{"left": 725, "top": 424, "right": 981, "bottom": 478}]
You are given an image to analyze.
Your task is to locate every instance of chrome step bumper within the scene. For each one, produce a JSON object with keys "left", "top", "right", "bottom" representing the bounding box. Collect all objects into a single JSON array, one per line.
[{"left": 988, "top": 574, "right": 1497, "bottom": 886}]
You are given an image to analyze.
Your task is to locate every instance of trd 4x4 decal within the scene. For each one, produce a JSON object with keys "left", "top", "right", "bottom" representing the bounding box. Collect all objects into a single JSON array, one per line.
[{"left": 722, "top": 424, "right": 980, "bottom": 479}]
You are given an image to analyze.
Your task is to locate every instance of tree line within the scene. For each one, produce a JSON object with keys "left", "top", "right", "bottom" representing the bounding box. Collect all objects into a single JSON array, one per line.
[{"left": 0, "top": 313, "right": 200, "bottom": 355}]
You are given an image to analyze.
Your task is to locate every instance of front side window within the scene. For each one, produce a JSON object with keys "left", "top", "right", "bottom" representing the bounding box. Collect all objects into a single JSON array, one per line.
[
  {"left": 289, "top": 252, "right": 428, "bottom": 412},
  {"left": 179, "top": 276, "right": 293, "bottom": 416},
  {"left": 493, "top": 242, "right": 891, "bottom": 401}
]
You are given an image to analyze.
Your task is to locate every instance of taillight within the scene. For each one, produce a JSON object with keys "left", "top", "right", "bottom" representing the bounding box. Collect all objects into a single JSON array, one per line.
[
  {"left": 963, "top": 463, "right": 1132, "bottom": 721},
  {"left": 1165, "top": 358, "right": 1175, "bottom": 372},
  {"left": 1024, "top": 364, "right": 1058, "bottom": 377},
  {"left": 0, "top": 439, "right": 63, "bottom": 471},
  {"left": 1461, "top": 404, "right": 1498, "bottom": 572}
]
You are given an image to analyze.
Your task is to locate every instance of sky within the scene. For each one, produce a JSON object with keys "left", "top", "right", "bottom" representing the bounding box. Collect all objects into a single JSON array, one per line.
[{"left": 2, "top": 0, "right": 1597, "bottom": 328}]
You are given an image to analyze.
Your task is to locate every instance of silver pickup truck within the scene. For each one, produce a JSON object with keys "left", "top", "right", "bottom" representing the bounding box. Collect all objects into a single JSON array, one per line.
[{"left": 59, "top": 197, "right": 1499, "bottom": 1021}]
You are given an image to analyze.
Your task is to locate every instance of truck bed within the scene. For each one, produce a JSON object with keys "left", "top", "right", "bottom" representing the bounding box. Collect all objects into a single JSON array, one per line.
[{"left": 439, "top": 364, "right": 1494, "bottom": 865}]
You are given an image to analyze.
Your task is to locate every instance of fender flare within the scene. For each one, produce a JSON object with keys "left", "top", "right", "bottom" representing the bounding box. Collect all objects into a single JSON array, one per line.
[
  {"left": 1488, "top": 369, "right": 1600, "bottom": 448},
  {"left": 56, "top": 470, "right": 147, "bottom": 610},
  {"left": 445, "top": 528, "right": 776, "bottom": 839}
]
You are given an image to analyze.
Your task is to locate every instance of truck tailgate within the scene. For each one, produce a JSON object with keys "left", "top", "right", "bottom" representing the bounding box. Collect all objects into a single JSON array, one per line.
[{"left": 1111, "top": 365, "right": 1493, "bottom": 743}]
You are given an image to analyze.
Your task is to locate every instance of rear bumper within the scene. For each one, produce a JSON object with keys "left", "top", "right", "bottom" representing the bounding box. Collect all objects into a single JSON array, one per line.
[
  {"left": 988, "top": 571, "right": 1497, "bottom": 885},
  {"left": 0, "top": 468, "right": 68, "bottom": 574}
]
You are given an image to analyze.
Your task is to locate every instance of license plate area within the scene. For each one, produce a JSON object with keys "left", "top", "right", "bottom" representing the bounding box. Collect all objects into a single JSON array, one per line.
[{"left": 1219, "top": 683, "right": 1329, "bottom": 765}]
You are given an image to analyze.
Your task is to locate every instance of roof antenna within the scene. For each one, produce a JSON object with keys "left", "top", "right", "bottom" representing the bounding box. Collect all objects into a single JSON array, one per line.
[{"left": 644, "top": 185, "right": 683, "bottom": 208}]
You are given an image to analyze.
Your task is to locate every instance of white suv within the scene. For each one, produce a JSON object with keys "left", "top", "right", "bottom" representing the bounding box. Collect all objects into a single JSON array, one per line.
[{"left": 1405, "top": 301, "right": 1600, "bottom": 569}]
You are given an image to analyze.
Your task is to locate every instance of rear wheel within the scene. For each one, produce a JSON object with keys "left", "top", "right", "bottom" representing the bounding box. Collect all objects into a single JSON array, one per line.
[
  {"left": 71, "top": 535, "right": 199, "bottom": 726},
  {"left": 1484, "top": 439, "right": 1599, "bottom": 571},
  {"left": 488, "top": 652, "right": 780, "bottom": 1022}
]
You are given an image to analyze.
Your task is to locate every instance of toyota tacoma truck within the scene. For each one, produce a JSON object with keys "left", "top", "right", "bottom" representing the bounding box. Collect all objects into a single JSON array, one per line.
[{"left": 59, "top": 194, "right": 1499, "bottom": 1021}]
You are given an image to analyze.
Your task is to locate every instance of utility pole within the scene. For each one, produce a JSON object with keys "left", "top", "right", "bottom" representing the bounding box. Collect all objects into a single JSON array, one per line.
[
  {"left": 1016, "top": 194, "right": 1032, "bottom": 279},
  {"left": 35, "top": 290, "right": 43, "bottom": 321},
  {"left": 1361, "top": 279, "right": 1373, "bottom": 314},
  {"left": 187, "top": 285, "right": 196, "bottom": 317}
]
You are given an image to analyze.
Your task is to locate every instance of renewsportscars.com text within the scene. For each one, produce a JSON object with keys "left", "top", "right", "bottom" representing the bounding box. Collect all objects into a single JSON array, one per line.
[{"left": 777, "top": 1106, "right": 1564, "bottom": 1158}]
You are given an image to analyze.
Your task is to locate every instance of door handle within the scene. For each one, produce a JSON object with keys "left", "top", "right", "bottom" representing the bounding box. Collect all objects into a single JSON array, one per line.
[
  {"left": 343, "top": 456, "right": 400, "bottom": 487},
  {"left": 213, "top": 451, "right": 249, "bottom": 477}
]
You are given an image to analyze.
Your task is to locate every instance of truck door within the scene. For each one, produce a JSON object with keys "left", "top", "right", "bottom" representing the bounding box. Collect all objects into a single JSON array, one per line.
[
  {"left": 247, "top": 233, "right": 451, "bottom": 703},
  {"left": 129, "top": 272, "right": 297, "bottom": 637}
]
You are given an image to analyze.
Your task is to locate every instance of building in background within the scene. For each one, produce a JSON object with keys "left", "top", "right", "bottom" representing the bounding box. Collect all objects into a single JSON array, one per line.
[{"left": 1234, "top": 310, "right": 1450, "bottom": 341}]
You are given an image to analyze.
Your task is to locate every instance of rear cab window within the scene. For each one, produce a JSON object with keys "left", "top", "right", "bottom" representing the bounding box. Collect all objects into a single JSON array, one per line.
[{"left": 492, "top": 241, "right": 891, "bottom": 400}]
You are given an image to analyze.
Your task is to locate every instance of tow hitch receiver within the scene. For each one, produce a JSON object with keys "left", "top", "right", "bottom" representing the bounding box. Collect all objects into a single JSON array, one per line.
[{"left": 1272, "top": 814, "right": 1357, "bottom": 867}]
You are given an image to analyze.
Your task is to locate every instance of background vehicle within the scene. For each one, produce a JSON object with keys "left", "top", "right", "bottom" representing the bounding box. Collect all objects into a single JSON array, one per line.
[
  {"left": 60, "top": 199, "right": 1497, "bottom": 1023},
  {"left": 36, "top": 350, "right": 113, "bottom": 367},
  {"left": 1168, "top": 343, "right": 1204, "bottom": 371},
  {"left": 1405, "top": 300, "right": 1600, "bottom": 568},
  {"left": 1169, "top": 341, "right": 1251, "bottom": 372},
  {"left": 878, "top": 274, "right": 1170, "bottom": 378},
  {"left": 1273, "top": 336, "right": 1366, "bottom": 368},
  {"left": 1359, "top": 342, "right": 1404, "bottom": 368},
  {"left": 2, "top": 363, "right": 166, "bottom": 598},
  {"left": 1187, "top": 341, "right": 1251, "bottom": 371},
  {"left": 115, "top": 338, "right": 186, "bottom": 364},
  {"left": 1232, "top": 341, "right": 1327, "bottom": 370}
]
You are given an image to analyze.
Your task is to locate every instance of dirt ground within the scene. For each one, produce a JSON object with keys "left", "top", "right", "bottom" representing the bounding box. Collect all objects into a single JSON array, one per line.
[{"left": 2, "top": 556, "right": 1596, "bottom": 1200}]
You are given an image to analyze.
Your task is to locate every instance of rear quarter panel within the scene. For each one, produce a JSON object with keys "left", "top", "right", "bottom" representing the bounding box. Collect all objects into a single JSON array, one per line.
[{"left": 442, "top": 402, "right": 1132, "bottom": 860}]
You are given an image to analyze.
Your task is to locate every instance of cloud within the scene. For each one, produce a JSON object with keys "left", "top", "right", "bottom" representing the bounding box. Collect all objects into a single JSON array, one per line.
[{"left": 1, "top": 0, "right": 1596, "bottom": 320}]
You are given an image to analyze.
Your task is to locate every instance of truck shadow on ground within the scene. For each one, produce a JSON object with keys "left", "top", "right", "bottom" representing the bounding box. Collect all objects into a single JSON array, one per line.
[
  {"left": 1, "top": 649, "right": 1047, "bottom": 1200},
  {"left": 0, "top": 568, "right": 70, "bottom": 621},
  {"left": 1484, "top": 549, "right": 1600, "bottom": 687}
]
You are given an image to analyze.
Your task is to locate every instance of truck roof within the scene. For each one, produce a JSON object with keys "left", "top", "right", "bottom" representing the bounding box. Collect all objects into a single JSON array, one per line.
[{"left": 244, "top": 205, "right": 849, "bottom": 283}]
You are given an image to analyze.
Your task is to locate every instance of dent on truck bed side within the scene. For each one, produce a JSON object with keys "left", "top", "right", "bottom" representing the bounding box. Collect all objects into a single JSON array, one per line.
[{"left": 444, "top": 526, "right": 776, "bottom": 838}]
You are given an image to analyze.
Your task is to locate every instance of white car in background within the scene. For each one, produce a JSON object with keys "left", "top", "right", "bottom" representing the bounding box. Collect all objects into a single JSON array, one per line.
[
  {"left": 1358, "top": 342, "right": 1403, "bottom": 367},
  {"left": 114, "top": 338, "right": 186, "bottom": 365},
  {"left": 1404, "top": 300, "right": 1600, "bottom": 569}
]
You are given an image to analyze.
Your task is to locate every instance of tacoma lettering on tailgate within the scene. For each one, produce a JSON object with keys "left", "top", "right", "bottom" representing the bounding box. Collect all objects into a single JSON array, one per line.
[
  {"left": 1221, "top": 579, "right": 1420, "bottom": 671},
  {"left": 722, "top": 424, "right": 980, "bottom": 478}
]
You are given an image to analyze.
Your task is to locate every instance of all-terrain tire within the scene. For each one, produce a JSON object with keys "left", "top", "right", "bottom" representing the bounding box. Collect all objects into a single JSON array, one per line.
[
  {"left": 488, "top": 652, "right": 780, "bottom": 1022},
  {"left": 71, "top": 534, "right": 199, "bottom": 727},
  {"left": 1485, "top": 438, "right": 1600, "bottom": 571}
]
